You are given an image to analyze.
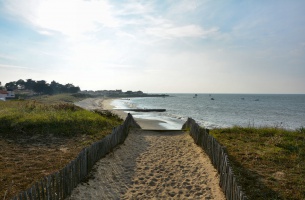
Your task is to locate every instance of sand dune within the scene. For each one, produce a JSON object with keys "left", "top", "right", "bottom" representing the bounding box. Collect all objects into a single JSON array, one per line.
[{"left": 74, "top": 98, "right": 104, "bottom": 111}]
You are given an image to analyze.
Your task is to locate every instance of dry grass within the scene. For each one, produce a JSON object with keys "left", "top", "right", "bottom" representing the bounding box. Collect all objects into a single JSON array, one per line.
[
  {"left": 210, "top": 126, "right": 305, "bottom": 200},
  {"left": 0, "top": 94, "right": 122, "bottom": 199},
  {"left": 0, "top": 131, "right": 114, "bottom": 199}
]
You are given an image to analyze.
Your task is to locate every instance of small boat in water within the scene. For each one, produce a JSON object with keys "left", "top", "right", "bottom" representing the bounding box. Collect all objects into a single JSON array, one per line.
[
  {"left": 211, "top": 98, "right": 215, "bottom": 100},
  {"left": 193, "top": 94, "right": 198, "bottom": 98}
]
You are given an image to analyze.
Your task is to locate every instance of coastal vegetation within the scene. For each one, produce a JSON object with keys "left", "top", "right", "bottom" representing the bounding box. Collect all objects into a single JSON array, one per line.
[
  {"left": 0, "top": 100, "right": 121, "bottom": 137},
  {"left": 210, "top": 126, "right": 305, "bottom": 200},
  {"left": 0, "top": 94, "right": 122, "bottom": 199},
  {"left": 4, "top": 79, "right": 80, "bottom": 95}
]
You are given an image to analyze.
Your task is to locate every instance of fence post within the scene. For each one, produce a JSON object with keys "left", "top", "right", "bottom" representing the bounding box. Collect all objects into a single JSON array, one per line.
[
  {"left": 10, "top": 113, "right": 141, "bottom": 200},
  {"left": 182, "top": 118, "right": 247, "bottom": 200}
]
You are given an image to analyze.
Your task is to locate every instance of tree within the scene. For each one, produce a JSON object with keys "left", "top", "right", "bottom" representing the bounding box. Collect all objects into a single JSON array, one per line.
[
  {"left": 69, "top": 86, "right": 80, "bottom": 93},
  {"left": 25, "top": 79, "right": 36, "bottom": 90},
  {"left": 64, "top": 83, "right": 80, "bottom": 93},
  {"left": 50, "top": 80, "right": 61, "bottom": 93},
  {"left": 5, "top": 81, "right": 17, "bottom": 90},
  {"left": 0, "top": 82, "right": 4, "bottom": 90},
  {"left": 33, "top": 80, "right": 53, "bottom": 94},
  {"left": 16, "top": 79, "right": 25, "bottom": 87},
  {"left": 3, "top": 79, "right": 81, "bottom": 94},
  {"left": 44, "top": 86, "right": 54, "bottom": 95}
]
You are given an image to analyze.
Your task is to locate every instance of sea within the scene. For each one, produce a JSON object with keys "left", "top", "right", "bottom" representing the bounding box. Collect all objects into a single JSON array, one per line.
[{"left": 111, "top": 94, "right": 305, "bottom": 130}]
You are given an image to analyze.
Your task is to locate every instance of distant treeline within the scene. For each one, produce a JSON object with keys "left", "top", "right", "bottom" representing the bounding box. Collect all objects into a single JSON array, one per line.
[{"left": 5, "top": 79, "right": 80, "bottom": 95}]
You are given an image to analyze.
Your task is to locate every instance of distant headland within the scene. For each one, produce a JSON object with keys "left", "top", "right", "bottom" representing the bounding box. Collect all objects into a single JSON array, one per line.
[{"left": 80, "top": 89, "right": 168, "bottom": 98}]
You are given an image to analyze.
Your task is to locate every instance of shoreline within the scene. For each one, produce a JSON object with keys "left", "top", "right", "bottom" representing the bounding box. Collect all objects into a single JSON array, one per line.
[
  {"left": 75, "top": 97, "right": 169, "bottom": 130},
  {"left": 102, "top": 98, "right": 168, "bottom": 130}
]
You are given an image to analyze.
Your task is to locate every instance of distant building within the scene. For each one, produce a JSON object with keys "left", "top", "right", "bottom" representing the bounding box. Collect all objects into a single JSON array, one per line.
[
  {"left": 0, "top": 82, "right": 15, "bottom": 100},
  {"left": 0, "top": 90, "right": 15, "bottom": 100},
  {"left": 17, "top": 84, "right": 25, "bottom": 90},
  {"left": 79, "top": 89, "right": 148, "bottom": 97}
]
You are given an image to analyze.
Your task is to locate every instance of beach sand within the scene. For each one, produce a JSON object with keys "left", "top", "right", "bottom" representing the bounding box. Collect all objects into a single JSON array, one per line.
[
  {"left": 70, "top": 98, "right": 225, "bottom": 199},
  {"left": 68, "top": 129, "right": 225, "bottom": 200},
  {"left": 76, "top": 98, "right": 167, "bottom": 130}
]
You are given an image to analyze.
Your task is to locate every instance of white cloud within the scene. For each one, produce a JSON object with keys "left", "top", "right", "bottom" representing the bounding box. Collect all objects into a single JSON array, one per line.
[
  {"left": 116, "top": 1, "right": 154, "bottom": 16},
  {"left": 167, "top": 0, "right": 203, "bottom": 14},
  {"left": 0, "top": 64, "right": 32, "bottom": 69},
  {"left": 0, "top": 54, "right": 15, "bottom": 60},
  {"left": 37, "top": 30, "right": 54, "bottom": 36},
  {"left": 145, "top": 24, "right": 218, "bottom": 39},
  {"left": 4, "top": 0, "right": 217, "bottom": 42},
  {"left": 115, "top": 31, "right": 137, "bottom": 40},
  {"left": 5, "top": 0, "right": 119, "bottom": 38}
]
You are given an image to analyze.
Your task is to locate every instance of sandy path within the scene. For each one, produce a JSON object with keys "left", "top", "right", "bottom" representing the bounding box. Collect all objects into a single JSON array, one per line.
[{"left": 67, "top": 130, "right": 225, "bottom": 200}]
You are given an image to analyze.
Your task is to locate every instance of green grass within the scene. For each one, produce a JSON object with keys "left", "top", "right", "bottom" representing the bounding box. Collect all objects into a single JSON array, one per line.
[
  {"left": 0, "top": 99, "right": 122, "bottom": 137},
  {"left": 210, "top": 126, "right": 305, "bottom": 200}
]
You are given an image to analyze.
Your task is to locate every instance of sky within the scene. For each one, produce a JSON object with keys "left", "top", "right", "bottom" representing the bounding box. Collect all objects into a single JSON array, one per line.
[{"left": 0, "top": 0, "right": 305, "bottom": 94}]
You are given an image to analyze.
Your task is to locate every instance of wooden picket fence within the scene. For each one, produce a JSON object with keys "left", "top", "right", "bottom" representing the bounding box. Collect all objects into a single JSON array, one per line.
[
  {"left": 11, "top": 113, "right": 140, "bottom": 200},
  {"left": 182, "top": 118, "right": 248, "bottom": 200}
]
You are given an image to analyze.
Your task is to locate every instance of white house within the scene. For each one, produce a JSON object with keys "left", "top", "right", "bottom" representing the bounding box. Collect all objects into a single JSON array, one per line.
[
  {"left": 0, "top": 90, "right": 15, "bottom": 100},
  {"left": 0, "top": 90, "right": 8, "bottom": 100}
]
